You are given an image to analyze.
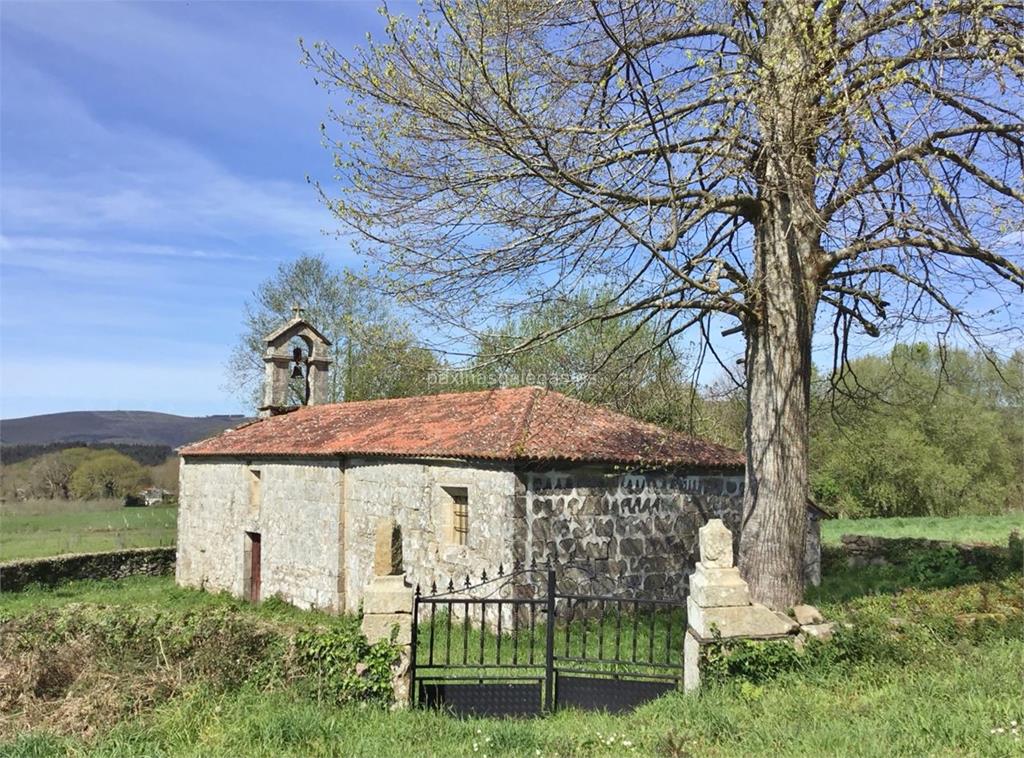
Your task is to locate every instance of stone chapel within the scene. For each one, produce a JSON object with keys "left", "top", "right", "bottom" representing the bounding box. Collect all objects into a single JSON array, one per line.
[{"left": 175, "top": 314, "right": 822, "bottom": 611}]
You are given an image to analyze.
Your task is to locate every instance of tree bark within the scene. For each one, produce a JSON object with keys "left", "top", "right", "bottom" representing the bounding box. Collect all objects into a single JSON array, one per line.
[
  {"left": 738, "top": 197, "right": 820, "bottom": 610},
  {"left": 735, "top": 0, "right": 823, "bottom": 611}
]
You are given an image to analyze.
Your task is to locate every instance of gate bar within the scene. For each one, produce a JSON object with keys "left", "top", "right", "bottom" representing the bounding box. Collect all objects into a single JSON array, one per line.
[
  {"left": 543, "top": 568, "right": 556, "bottom": 711},
  {"left": 410, "top": 584, "right": 420, "bottom": 705}
]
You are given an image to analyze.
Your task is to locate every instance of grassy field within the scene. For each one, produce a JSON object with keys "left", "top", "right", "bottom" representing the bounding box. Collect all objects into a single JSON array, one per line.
[
  {"left": 1, "top": 556, "right": 1021, "bottom": 757},
  {"left": 0, "top": 499, "right": 176, "bottom": 562},
  {"left": 5, "top": 640, "right": 1021, "bottom": 758},
  {"left": 821, "top": 513, "right": 1024, "bottom": 545},
  {"left": 3, "top": 497, "right": 1018, "bottom": 565}
]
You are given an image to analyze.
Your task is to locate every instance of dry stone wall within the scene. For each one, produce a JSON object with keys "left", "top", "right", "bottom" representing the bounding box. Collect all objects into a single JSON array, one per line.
[
  {"left": 0, "top": 547, "right": 175, "bottom": 592},
  {"left": 837, "top": 532, "right": 1019, "bottom": 568}
]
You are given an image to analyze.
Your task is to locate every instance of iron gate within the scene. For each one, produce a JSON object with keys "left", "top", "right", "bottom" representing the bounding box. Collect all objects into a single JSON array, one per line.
[{"left": 410, "top": 563, "right": 687, "bottom": 717}]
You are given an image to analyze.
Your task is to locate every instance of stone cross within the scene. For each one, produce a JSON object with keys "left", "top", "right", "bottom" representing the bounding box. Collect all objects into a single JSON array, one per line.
[{"left": 373, "top": 518, "right": 403, "bottom": 576}]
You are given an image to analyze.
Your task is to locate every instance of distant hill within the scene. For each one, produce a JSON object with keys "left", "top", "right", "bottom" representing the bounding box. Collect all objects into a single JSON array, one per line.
[{"left": 0, "top": 411, "right": 248, "bottom": 448}]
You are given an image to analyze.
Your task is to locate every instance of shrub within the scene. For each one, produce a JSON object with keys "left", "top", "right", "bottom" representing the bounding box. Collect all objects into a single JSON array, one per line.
[
  {"left": 701, "top": 638, "right": 803, "bottom": 684},
  {"left": 295, "top": 620, "right": 399, "bottom": 705},
  {"left": 902, "top": 546, "right": 980, "bottom": 587},
  {"left": 0, "top": 601, "right": 400, "bottom": 738}
]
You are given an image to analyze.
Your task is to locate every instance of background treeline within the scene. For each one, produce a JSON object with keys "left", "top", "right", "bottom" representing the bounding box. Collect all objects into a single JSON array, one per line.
[
  {"left": 1, "top": 447, "right": 179, "bottom": 502},
  {"left": 809, "top": 345, "right": 1022, "bottom": 519},
  {"left": 1, "top": 442, "right": 173, "bottom": 467}
]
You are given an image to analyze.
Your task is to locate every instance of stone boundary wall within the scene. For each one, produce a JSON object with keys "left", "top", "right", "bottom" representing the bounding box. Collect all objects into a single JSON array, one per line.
[
  {"left": 835, "top": 532, "right": 1019, "bottom": 568},
  {"left": 0, "top": 547, "right": 176, "bottom": 592}
]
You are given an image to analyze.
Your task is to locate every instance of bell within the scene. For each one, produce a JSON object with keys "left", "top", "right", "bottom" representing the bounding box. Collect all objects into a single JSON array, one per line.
[
  {"left": 291, "top": 364, "right": 304, "bottom": 379},
  {"left": 292, "top": 346, "right": 303, "bottom": 362}
]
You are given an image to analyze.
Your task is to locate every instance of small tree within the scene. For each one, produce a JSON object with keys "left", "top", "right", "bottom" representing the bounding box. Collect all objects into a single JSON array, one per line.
[
  {"left": 305, "top": 0, "right": 1023, "bottom": 608},
  {"left": 69, "top": 451, "right": 149, "bottom": 500},
  {"left": 28, "top": 452, "right": 75, "bottom": 499}
]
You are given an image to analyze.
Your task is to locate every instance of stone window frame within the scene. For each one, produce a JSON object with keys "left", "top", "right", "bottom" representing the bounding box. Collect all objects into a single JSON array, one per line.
[
  {"left": 247, "top": 467, "right": 262, "bottom": 517},
  {"left": 450, "top": 488, "right": 469, "bottom": 545},
  {"left": 436, "top": 482, "right": 473, "bottom": 550}
]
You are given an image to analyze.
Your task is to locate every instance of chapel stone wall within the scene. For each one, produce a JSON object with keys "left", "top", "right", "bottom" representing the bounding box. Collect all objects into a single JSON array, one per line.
[
  {"left": 342, "top": 458, "right": 519, "bottom": 613},
  {"left": 514, "top": 466, "right": 746, "bottom": 600},
  {"left": 176, "top": 457, "right": 344, "bottom": 610}
]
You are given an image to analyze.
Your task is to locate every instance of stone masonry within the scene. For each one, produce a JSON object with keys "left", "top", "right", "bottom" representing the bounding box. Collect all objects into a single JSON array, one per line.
[
  {"left": 177, "top": 456, "right": 824, "bottom": 615},
  {"left": 176, "top": 457, "right": 344, "bottom": 610},
  {"left": 176, "top": 456, "right": 519, "bottom": 614},
  {"left": 361, "top": 518, "right": 415, "bottom": 706},
  {"left": 683, "top": 519, "right": 800, "bottom": 693},
  {"left": 516, "top": 466, "right": 746, "bottom": 600}
]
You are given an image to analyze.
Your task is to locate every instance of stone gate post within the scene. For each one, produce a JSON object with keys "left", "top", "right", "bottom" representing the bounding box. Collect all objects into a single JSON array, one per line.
[
  {"left": 684, "top": 519, "right": 799, "bottom": 693},
  {"left": 360, "top": 518, "right": 415, "bottom": 706}
]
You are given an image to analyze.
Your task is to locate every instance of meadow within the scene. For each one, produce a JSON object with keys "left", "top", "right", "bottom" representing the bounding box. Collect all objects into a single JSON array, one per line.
[
  {"left": 1, "top": 547, "right": 1021, "bottom": 757},
  {"left": 1, "top": 494, "right": 1019, "bottom": 565},
  {"left": 0, "top": 499, "right": 177, "bottom": 562},
  {"left": 2, "top": 500, "right": 1021, "bottom": 755},
  {"left": 821, "top": 513, "right": 1024, "bottom": 546}
]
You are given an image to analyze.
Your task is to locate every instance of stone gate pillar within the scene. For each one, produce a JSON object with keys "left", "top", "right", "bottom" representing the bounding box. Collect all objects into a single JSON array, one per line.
[
  {"left": 360, "top": 518, "right": 415, "bottom": 706},
  {"left": 683, "top": 519, "right": 799, "bottom": 693}
]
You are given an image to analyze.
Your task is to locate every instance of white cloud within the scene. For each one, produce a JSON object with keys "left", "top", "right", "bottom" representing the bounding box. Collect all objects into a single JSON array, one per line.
[{"left": 0, "top": 49, "right": 341, "bottom": 247}]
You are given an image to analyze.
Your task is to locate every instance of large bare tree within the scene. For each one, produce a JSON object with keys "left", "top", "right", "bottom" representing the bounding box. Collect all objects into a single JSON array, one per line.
[{"left": 304, "top": 0, "right": 1024, "bottom": 608}]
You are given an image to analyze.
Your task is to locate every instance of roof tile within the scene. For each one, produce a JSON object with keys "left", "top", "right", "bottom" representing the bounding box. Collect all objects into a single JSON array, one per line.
[{"left": 180, "top": 387, "right": 743, "bottom": 468}]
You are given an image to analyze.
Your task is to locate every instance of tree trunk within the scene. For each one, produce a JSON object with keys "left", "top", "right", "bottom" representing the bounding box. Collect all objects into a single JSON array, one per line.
[
  {"left": 735, "top": 0, "right": 823, "bottom": 611},
  {"left": 738, "top": 198, "right": 819, "bottom": 610}
]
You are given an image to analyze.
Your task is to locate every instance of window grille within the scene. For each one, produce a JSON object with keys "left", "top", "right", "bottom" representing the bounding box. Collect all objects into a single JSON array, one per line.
[{"left": 451, "top": 490, "right": 469, "bottom": 545}]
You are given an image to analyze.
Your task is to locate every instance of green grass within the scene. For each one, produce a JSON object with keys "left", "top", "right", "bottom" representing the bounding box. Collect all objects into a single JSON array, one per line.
[
  {"left": 821, "top": 513, "right": 1024, "bottom": 546},
  {"left": 2, "top": 568, "right": 1022, "bottom": 757},
  {"left": 3, "top": 635, "right": 1020, "bottom": 757},
  {"left": 0, "top": 500, "right": 177, "bottom": 562},
  {"left": 0, "top": 574, "right": 334, "bottom": 626}
]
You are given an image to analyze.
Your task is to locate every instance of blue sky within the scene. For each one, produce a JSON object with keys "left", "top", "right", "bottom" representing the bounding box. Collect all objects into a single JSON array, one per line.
[
  {"left": 1, "top": 1, "right": 399, "bottom": 419},
  {"left": 3, "top": 3, "right": 1017, "bottom": 421}
]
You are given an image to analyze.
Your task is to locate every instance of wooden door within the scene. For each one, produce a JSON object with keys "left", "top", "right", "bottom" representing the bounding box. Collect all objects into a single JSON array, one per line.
[{"left": 247, "top": 532, "right": 262, "bottom": 602}]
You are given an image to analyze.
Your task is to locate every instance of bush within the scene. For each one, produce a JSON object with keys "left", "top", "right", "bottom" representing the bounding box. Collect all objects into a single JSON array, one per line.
[
  {"left": 702, "top": 638, "right": 804, "bottom": 684},
  {"left": 295, "top": 622, "right": 399, "bottom": 705},
  {"left": 902, "top": 546, "right": 980, "bottom": 587}
]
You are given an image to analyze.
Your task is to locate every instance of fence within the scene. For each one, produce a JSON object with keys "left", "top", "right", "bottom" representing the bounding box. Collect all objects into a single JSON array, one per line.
[{"left": 410, "top": 561, "right": 688, "bottom": 716}]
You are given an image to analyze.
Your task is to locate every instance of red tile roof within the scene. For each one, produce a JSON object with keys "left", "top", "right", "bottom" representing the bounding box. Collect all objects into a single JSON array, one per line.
[{"left": 180, "top": 387, "right": 743, "bottom": 468}]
